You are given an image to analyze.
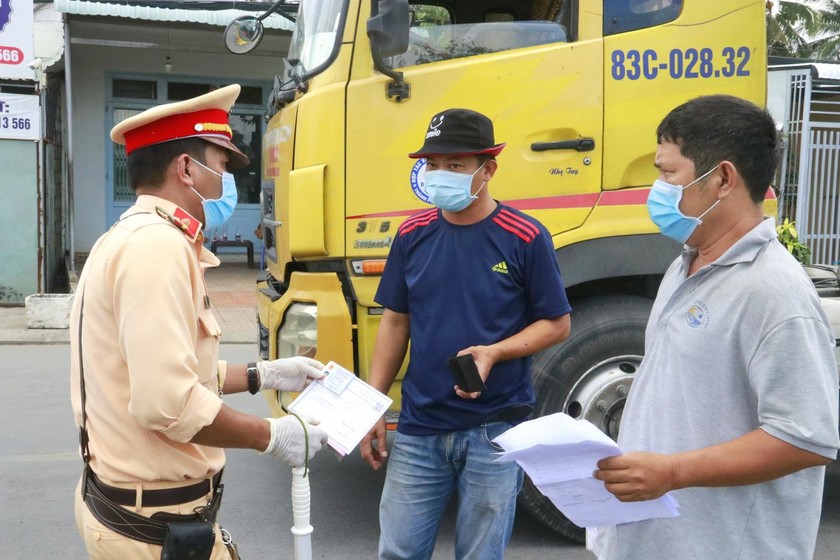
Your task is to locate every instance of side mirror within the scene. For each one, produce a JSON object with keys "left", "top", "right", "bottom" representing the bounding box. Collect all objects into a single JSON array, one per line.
[
  {"left": 224, "top": 16, "right": 265, "bottom": 54},
  {"left": 367, "top": 0, "right": 409, "bottom": 58}
]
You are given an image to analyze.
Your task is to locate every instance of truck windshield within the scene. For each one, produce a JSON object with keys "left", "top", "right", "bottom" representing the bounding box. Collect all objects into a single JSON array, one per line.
[
  {"left": 389, "top": 0, "right": 683, "bottom": 68},
  {"left": 287, "top": 0, "right": 345, "bottom": 78},
  {"left": 393, "top": 20, "right": 569, "bottom": 68}
]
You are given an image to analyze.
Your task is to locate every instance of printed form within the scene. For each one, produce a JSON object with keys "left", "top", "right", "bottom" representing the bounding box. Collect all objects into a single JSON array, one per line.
[
  {"left": 492, "top": 413, "right": 679, "bottom": 527},
  {"left": 287, "top": 361, "right": 392, "bottom": 456}
]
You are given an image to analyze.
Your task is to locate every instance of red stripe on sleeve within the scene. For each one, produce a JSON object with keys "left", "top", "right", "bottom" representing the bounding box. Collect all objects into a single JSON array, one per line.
[
  {"left": 492, "top": 216, "right": 532, "bottom": 242},
  {"left": 493, "top": 210, "right": 539, "bottom": 243},
  {"left": 498, "top": 209, "right": 540, "bottom": 237},
  {"left": 399, "top": 210, "right": 438, "bottom": 235}
]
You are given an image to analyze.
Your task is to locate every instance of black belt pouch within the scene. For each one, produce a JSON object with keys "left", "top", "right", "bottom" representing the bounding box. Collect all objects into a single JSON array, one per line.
[{"left": 160, "top": 520, "right": 214, "bottom": 560}]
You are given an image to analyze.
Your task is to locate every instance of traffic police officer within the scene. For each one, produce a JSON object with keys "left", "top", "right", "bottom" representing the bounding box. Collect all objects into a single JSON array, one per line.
[{"left": 70, "top": 84, "right": 327, "bottom": 559}]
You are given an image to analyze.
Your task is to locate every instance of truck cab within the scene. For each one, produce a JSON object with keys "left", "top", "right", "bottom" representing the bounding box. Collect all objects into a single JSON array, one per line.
[{"left": 228, "top": 0, "right": 770, "bottom": 540}]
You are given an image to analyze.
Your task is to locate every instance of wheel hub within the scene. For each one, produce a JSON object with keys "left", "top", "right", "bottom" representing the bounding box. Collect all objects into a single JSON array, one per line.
[{"left": 564, "top": 356, "right": 641, "bottom": 439}]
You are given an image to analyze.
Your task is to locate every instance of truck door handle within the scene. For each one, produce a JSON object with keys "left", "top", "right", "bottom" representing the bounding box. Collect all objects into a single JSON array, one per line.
[
  {"left": 531, "top": 138, "right": 595, "bottom": 152},
  {"left": 264, "top": 219, "right": 283, "bottom": 227}
]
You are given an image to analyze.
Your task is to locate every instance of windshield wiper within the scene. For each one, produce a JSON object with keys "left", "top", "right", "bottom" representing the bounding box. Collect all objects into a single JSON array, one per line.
[
  {"left": 259, "top": 0, "right": 296, "bottom": 24},
  {"left": 267, "top": 58, "right": 307, "bottom": 113},
  {"left": 283, "top": 57, "right": 308, "bottom": 94}
]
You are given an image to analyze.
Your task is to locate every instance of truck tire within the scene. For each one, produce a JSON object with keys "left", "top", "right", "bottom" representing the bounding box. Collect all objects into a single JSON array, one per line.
[{"left": 518, "top": 295, "right": 654, "bottom": 542}]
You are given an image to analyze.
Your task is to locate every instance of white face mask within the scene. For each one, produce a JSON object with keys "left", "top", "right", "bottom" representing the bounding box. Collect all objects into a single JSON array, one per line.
[
  {"left": 189, "top": 158, "right": 238, "bottom": 230},
  {"left": 424, "top": 162, "right": 486, "bottom": 212},
  {"left": 647, "top": 165, "right": 720, "bottom": 244}
]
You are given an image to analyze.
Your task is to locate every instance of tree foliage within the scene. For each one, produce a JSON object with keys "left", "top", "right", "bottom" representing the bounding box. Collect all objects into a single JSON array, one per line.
[{"left": 767, "top": 0, "right": 840, "bottom": 60}]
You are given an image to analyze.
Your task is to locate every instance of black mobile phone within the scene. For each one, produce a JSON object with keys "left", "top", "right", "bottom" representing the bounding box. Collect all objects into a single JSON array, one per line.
[{"left": 448, "top": 354, "right": 487, "bottom": 393}]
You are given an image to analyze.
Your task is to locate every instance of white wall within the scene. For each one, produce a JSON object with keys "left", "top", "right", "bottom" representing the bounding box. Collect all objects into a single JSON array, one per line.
[
  {"left": 0, "top": 140, "right": 39, "bottom": 303},
  {"left": 69, "top": 18, "right": 289, "bottom": 253}
]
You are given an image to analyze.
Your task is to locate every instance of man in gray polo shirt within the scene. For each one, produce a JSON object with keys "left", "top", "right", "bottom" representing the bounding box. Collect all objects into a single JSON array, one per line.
[{"left": 590, "top": 95, "right": 839, "bottom": 559}]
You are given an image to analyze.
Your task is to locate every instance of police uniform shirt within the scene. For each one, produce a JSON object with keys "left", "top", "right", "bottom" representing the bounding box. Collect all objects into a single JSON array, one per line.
[{"left": 70, "top": 194, "right": 226, "bottom": 485}]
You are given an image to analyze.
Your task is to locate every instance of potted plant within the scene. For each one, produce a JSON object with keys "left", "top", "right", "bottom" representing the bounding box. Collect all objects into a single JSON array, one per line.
[{"left": 776, "top": 218, "right": 811, "bottom": 265}]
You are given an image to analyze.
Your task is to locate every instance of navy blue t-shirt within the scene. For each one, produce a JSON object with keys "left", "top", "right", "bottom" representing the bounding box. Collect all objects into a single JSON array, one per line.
[{"left": 375, "top": 203, "right": 571, "bottom": 435}]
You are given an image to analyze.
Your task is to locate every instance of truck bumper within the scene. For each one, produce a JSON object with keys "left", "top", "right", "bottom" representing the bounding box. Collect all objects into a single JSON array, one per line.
[{"left": 257, "top": 271, "right": 354, "bottom": 417}]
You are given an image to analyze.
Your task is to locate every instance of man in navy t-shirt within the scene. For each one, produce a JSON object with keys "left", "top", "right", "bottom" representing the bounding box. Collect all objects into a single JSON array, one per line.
[{"left": 361, "top": 108, "right": 572, "bottom": 560}]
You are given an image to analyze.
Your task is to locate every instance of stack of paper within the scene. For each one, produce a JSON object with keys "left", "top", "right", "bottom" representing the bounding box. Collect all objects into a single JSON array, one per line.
[
  {"left": 287, "top": 361, "right": 393, "bottom": 457},
  {"left": 492, "top": 413, "right": 679, "bottom": 527}
]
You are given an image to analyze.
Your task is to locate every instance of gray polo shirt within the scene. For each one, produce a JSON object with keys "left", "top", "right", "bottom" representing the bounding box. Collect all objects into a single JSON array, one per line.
[{"left": 592, "top": 218, "right": 839, "bottom": 560}]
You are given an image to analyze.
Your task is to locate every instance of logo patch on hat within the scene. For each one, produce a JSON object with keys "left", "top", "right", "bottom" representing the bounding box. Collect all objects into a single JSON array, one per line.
[{"left": 426, "top": 115, "right": 444, "bottom": 139}]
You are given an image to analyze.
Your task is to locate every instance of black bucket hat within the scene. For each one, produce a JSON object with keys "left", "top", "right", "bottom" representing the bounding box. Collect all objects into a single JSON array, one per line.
[{"left": 409, "top": 108, "right": 506, "bottom": 159}]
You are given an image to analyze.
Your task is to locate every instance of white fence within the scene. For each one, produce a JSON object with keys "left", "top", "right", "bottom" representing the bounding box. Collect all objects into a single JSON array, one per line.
[{"left": 772, "top": 66, "right": 840, "bottom": 265}]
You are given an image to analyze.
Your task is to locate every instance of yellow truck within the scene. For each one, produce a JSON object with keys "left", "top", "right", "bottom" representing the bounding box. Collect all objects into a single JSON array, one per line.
[{"left": 226, "top": 0, "right": 771, "bottom": 539}]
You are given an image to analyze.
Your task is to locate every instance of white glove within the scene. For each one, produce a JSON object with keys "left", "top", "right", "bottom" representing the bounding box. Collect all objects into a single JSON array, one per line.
[
  {"left": 263, "top": 415, "right": 328, "bottom": 467},
  {"left": 257, "top": 357, "right": 326, "bottom": 392}
]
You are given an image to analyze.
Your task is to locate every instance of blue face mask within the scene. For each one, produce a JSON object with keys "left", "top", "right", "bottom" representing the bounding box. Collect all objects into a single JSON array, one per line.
[
  {"left": 424, "top": 162, "right": 487, "bottom": 212},
  {"left": 647, "top": 165, "right": 720, "bottom": 244},
  {"left": 189, "top": 158, "right": 238, "bottom": 231}
]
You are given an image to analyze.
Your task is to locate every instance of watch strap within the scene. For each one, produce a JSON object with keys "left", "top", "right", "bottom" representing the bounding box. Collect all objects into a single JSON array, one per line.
[{"left": 247, "top": 362, "right": 259, "bottom": 395}]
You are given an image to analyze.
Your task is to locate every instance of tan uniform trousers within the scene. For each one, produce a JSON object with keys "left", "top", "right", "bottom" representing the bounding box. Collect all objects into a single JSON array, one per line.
[{"left": 74, "top": 476, "right": 232, "bottom": 560}]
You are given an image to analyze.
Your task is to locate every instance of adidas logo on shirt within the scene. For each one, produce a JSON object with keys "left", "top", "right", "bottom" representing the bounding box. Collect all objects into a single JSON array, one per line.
[{"left": 492, "top": 261, "right": 508, "bottom": 274}]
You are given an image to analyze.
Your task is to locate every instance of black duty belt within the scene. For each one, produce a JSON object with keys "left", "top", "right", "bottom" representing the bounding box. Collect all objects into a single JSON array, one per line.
[
  {"left": 89, "top": 470, "right": 223, "bottom": 508},
  {"left": 83, "top": 467, "right": 224, "bottom": 546}
]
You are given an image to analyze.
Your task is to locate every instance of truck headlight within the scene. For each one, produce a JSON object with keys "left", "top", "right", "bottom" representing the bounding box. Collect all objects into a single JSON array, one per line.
[{"left": 277, "top": 302, "right": 318, "bottom": 359}]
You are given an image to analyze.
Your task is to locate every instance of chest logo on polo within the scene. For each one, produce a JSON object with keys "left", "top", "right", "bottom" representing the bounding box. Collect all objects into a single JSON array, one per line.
[
  {"left": 685, "top": 301, "right": 709, "bottom": 328},
  {"left": 492, "top": 261, "right": 509, "bottom": 274}
]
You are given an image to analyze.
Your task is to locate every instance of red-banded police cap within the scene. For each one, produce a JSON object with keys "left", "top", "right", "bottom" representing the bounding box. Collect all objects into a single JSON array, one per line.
[{"left": 110, "top": 84, "right": 249, "bottom": 169}]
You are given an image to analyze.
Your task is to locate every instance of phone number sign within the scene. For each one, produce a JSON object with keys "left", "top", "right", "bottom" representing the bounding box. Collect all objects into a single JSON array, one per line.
[
  {"left": 0, "top": 0, "right": 34, "bottom": 80},
  {"left": 0, "top": 93, "right": 40, "bottom": 140}
]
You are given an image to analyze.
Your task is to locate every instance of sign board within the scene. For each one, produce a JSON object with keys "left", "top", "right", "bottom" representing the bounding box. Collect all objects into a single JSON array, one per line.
[
  {"left": 0, "top": 93, "right": 40, "bottom": 139},
  {"left": 0, "top": 0, "right": 35, "bottom": 80}
]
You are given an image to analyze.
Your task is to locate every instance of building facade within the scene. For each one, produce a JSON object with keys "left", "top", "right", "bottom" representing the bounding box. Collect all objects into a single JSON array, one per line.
[{"left": 0, "top": 0, "right": 292, "bottom": 303}]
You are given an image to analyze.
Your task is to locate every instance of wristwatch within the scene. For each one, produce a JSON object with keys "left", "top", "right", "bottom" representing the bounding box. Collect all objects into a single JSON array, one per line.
[{"left": 247, "top": 362, "right": 260, "bottom": 395}]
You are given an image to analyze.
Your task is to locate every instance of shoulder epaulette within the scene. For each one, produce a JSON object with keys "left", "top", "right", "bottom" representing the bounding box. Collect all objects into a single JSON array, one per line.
[{"left": 155, "top": 206, "right": 203, "bottom": 243}]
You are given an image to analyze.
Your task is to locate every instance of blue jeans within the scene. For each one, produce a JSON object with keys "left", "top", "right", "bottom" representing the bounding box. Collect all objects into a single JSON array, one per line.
[{"left": 378, "top": 422, "right": 524, "bottom": 560}]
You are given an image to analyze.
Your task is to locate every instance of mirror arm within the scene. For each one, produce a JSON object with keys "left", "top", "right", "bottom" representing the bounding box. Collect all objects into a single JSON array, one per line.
[
  {"left": 257, "top": 0, "right": 295, "bottom": 23},
  {"left": 370, "top": 45, "right": 410, "bottom": 102}
]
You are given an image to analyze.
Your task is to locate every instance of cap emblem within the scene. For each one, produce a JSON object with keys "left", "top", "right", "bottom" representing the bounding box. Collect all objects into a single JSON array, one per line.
[
  {"left": 195, "top": 122, "right": 232, "bottom": 135},
  {"left": 426, "top": 115, "right": 444, "bottom": 139}
]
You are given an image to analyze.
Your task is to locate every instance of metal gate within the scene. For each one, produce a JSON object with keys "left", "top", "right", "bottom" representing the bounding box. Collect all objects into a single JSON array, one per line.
[
  {"left": 799, "top": 126, "right": 840, "bottom": 265},
  {"left": 772, "top": 65, "right": 840, "bottom": 265}
]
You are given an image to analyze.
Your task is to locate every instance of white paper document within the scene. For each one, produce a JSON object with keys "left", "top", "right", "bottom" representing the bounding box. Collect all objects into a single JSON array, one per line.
[
  {"left": 493, "top": 413, "right": 679, "bottom": 527},
  {"left": 287, "top": 361, "right": 392, "bottom": 456}
]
